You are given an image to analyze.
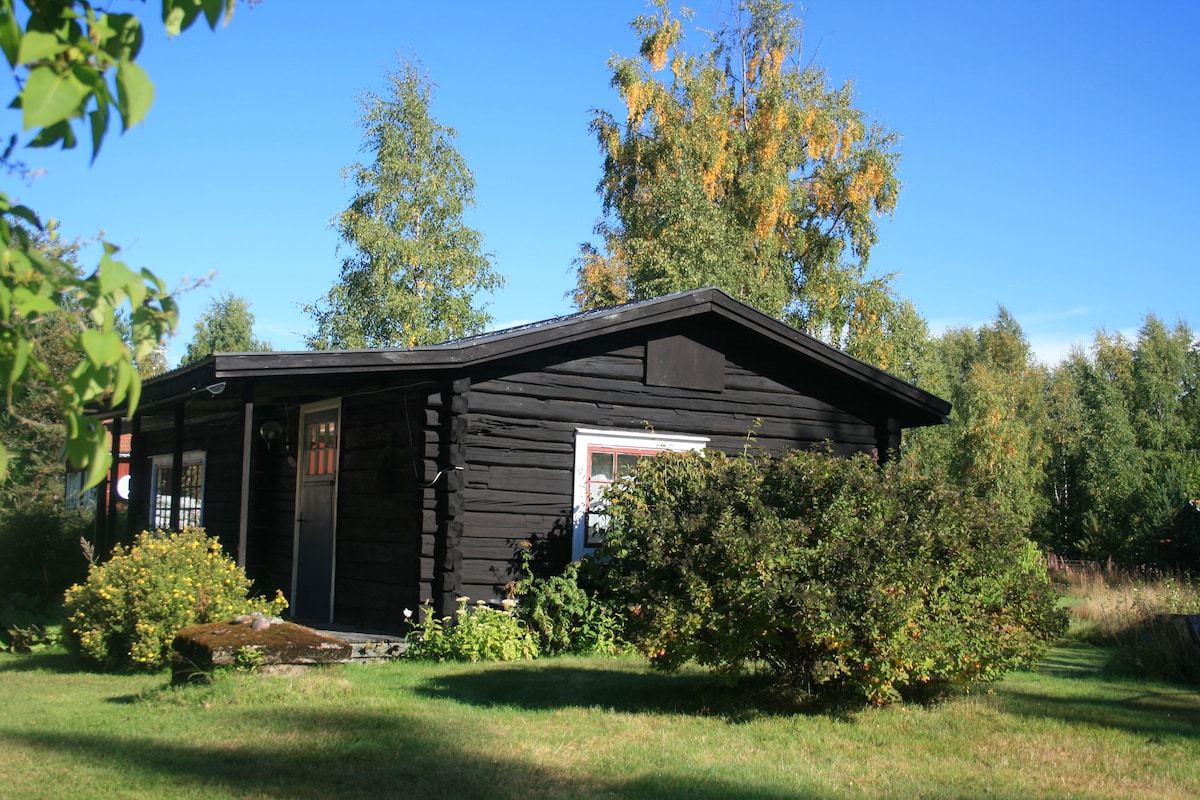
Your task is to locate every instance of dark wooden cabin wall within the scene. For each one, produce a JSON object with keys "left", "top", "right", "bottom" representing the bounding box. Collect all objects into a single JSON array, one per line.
[
  {"left": 246, "top": 404, "right": 298, "bottom": 602},
  {"left": 332, "top": 388, "right": 425, "bottom": 631},
  {"left": 130, "top": 406, "right": 245, "bottom": 556},
  {"left": 420, "top": 380, "right": 469, "bottom": 614},
  {"left": 457, "top": 336, "right": 879, "bottom": 601}
]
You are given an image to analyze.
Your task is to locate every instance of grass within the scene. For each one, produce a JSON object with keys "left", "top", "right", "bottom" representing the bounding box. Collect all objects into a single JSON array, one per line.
[
  {"left": 1055, "top": 565, "right": 1200, "bottom": 683},
  {"left": 2, "top": 643, "right": 1199, "bottom": 799}
]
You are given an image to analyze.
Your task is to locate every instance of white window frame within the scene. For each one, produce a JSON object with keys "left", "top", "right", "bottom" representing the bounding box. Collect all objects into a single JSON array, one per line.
[
  {"left": 572, "top": 428, "right": 708, "bottom": 560},
  {"left": 150, "top": 450, "right": 207, "bottom": 530}
]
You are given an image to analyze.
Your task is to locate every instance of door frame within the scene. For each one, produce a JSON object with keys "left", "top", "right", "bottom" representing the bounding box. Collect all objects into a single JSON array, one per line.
[{"left": 291, "top": 398, "right": 343, "bottom": 623}]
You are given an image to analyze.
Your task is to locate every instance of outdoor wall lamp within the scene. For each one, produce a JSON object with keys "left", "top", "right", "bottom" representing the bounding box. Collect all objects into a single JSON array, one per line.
[
  {"left": 259, "top": 419, "right": 284, "bottom": 446},
  {"left": 188, "top": 381, "right": 227, "bottom": 397}
]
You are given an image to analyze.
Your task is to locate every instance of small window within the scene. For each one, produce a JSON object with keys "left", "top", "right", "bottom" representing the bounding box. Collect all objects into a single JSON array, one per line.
[
  {"left": 304, "top": 417, "right": 338, "bottom": 477},
  {"left": 583, "top": 447, "right": 661, "bottom": 548},
  {"left": 572, "top": 429, "right": 708, "bottom": 559},
  {"left": 150, "top": 451, "right": 206, "bottom": 530}
]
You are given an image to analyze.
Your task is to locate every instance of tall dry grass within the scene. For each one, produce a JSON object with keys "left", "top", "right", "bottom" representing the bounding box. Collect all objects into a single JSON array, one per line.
[{"left": 1051, "top": 556, "right": 1200, "bottom": 683}]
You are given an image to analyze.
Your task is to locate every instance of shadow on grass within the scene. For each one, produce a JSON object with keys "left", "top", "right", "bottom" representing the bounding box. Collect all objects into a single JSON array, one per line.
[
  {"left": 0, "top": 649, "right": 85, "bottom": 675},
  {"left": 999, "top": 684, "right": 1200, "bottom": 741},
  {"left": 997, "top": 644, "right": 1200, "bottom": 741},
  {"left": 6, "top": 705, "right": 829, "bottom": 800},
  {"left": 1027, "top": 643, "right": 1111, "bottom": 679},
  {"left": 411, "top": 659, "right": 870, "bottom": 722}
]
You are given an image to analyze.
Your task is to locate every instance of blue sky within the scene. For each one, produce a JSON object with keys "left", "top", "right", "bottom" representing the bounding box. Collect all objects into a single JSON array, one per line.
[{"left": 8, "top": 0, "right": 1199, "bottom": 367}]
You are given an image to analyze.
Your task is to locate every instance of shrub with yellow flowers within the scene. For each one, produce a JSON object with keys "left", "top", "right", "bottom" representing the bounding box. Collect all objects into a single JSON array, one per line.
[{"left": 64, "top": 528, "right": 288, "bottom": 671}]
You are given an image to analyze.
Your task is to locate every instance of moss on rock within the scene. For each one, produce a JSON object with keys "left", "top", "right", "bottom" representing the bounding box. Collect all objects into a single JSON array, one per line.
[{"left": 172, "top": 617, "right": 351, "bottom": 682}]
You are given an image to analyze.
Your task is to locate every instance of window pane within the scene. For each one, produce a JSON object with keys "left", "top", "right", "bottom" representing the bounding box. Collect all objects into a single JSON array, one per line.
[
  {"left": 306, "top": 420, "right": 338, "bottom": 477},
  {"left": 616, "top": 453, "right": 642, "bottom": 477},
  {"left": 590, "top": 451, "right": 613, "bottom": 481}
]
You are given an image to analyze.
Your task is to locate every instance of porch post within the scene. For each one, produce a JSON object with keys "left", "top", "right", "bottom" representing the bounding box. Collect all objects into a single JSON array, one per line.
[
  {"left": 875, "top": 417, "right": 902, "bottom": 464},
  {"left": 100, "top": 416, "right": 123, "bottom": 553},
  {"left": 237, "top": 400, "right": 254, "bottom": 567},
  {"left": 170, "top": 403, "right": 185, "bottom": 530},
  {"left": 127, "top": 414, "right": 145, "bottom": 539}
]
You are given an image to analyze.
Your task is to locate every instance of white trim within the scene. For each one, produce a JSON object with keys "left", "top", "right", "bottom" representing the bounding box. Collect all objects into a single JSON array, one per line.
[
  {"left": 291, "top": 398, "right": 342, "bottom": 624},
  {"left": 571, "top": 428, "right": 708, "bottom": 560}
]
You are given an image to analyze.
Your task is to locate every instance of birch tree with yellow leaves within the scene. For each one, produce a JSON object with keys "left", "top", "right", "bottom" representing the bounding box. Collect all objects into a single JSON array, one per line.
[{"left": 574, "top": 0, "right": 907, "bottom": 367}]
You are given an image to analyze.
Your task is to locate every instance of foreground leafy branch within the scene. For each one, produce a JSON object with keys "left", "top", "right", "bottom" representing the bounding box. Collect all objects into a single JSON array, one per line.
[{"left": 0, "top": 0, "right": 236, "bottom": 485}]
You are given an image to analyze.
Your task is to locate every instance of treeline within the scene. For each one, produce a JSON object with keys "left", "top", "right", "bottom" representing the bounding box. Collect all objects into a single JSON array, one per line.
[{"left": 902, "top": 311, "right": 1199, "bottom": 565}]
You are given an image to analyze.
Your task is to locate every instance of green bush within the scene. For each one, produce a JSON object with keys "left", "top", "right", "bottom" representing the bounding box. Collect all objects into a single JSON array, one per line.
[
  {"left": 601, "top": 448, "right": 1067, "bottom": 704},
  {"left": 1, "top": 591, "right": 63, "bottom": 653},
  {"left": 512, "top": 547, "right": 625, "bottom": 656},
  {"left": 63, "top": 528, "right": 289, "bottom": 671},
  {"left": 0, "top": 501, "right": 92, "bottom": 606},
  {"left": 405, "top": 597, "right": 538, "bottom": 662}
]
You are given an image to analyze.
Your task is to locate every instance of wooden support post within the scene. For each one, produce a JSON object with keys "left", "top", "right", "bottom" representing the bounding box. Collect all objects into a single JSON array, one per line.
[
  {"left": 127, "top": 414, "right": 145, "bottom": 540},
  {"left": 170, "top": 403, "right": 185, "bottom": 530},
  {"left": 105, "top": 416, "right": 123, "bottom": 551},
  {"left": 237, "top": 400, "right": 254, "bottom": 567}
]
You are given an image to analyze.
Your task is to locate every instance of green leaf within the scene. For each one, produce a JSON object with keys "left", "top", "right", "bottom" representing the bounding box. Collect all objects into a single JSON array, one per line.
[
  {"left": 111, "top": 352, "right": 133, "bottom": 407},
  {"left": 116, "top": 58, "right": 154, "bottom": 130},
  {"left": 0, "top": 9, "right": 21, "bottom": 67},
  {"left": 78, "top": 328, "right": 112, "bottom": 367},
  {"left": 4, "top": 337, "right": 32, "bottom": 385},
  {"left": 163, "top": 0, "right": 232, "bottom": 36},
  {"left": 11, "top": 286, "right": 58, "bottom": 316},
  {"left": 203, "top": 0, "right": 233, "bottom": 29},
  {"left": 6, "top": 203, "right": 42, "bottom": 230},
  {"left": 88, "top": 105, "right": 108, "bottom": 162},
  {"left": 63, "top": 423, "right": 112, "bottom": 489},
  {"left": 27, "top": 119, "right": 77, "bottom": 149},
  {"left": 97, "top": 250, "right": 145, "bottom": 307},
  {"left": 83, "top": 446, "right": 112, "bottom": 490},
  {"left": 15, "top": 29, "right": 68, "bottom": 65},
  {"left": 20, "top": 65, "right": 88, "bottom": 130},
  {"left": 163, "top": 3, "right": 192, "bottom": 38},
  {"left": 99, "top": 13, "right": 144, "bottom": 61},
  {"left": 125, "top": 360, "right": 143, "bottom": 415}
]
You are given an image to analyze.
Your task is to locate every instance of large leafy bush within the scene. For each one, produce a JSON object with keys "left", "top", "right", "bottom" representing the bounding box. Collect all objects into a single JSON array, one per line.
[
  {"left": 0, "top": 502, "right": 92, "bottom": 605},
  {"left": 601, "top": 449, "right": 1066, "bottom": 703},
  {"left": 64, "top": 529, "right": 288, "bottom": 671}
]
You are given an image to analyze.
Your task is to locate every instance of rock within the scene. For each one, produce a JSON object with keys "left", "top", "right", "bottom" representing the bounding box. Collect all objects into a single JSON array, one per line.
[{"left": 171, "top": 619, "right": 352, "bottom": 683}]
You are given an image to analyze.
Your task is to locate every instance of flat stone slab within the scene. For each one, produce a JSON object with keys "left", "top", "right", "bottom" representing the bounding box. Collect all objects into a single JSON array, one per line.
[{"left": 172, "top": 617, "right": 352, "bottom": 682}]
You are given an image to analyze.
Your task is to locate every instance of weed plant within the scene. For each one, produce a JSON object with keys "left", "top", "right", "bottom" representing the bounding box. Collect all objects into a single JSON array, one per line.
[
  {"left": 1055, "top": 563, "right": 1200, "bottom": 683},
  {"left": 405, "top": 597, "right": 538, "bottom": 662}
]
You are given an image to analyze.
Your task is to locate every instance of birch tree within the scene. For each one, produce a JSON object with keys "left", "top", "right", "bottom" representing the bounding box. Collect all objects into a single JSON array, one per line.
[
  {"left": 575, "top": 0, "right": 907, "bottom": 367},
  {"left": 306, "top": 57, "right": 503, "bottom": 349}
]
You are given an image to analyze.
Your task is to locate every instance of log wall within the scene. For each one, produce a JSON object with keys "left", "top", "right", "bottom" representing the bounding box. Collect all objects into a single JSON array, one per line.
[{"left": 453, "top": 326, "right": 881, "bottom": 601}]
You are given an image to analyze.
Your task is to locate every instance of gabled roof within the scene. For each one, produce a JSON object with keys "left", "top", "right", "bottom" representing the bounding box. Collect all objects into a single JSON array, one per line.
[{"left": 134, "top": 287, "right": 950, "bottom": 427}]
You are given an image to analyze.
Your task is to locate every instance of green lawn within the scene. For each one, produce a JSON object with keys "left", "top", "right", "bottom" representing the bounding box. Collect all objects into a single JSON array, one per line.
[{"left": 2, "top": 644, "right": 1197, "bottom": 799}]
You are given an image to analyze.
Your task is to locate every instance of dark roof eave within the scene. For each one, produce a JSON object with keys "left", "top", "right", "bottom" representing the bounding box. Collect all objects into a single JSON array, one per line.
[{"left": 131, "top": 287, "right": 951, "bottom": 427}]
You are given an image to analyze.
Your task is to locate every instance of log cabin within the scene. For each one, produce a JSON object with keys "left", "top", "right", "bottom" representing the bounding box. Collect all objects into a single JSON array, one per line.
[{"left": 94, "top": 287, "right": 950, "bottom": 632}]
